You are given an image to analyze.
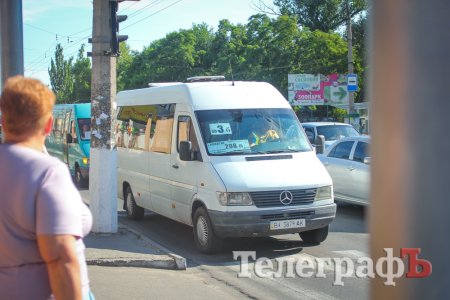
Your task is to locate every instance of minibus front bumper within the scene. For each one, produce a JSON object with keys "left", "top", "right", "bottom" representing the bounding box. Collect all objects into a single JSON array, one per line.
[{"left": 208, "top": 203, "right": 336, "bottom": 238}]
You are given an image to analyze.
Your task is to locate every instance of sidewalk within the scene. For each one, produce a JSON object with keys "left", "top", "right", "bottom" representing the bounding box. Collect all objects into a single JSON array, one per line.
[
  {"left": 79, "top": 191, "right": 249, "bottom": 299},
  {"left": 80, "top": 190, "right": 186, "bottom": 271}
]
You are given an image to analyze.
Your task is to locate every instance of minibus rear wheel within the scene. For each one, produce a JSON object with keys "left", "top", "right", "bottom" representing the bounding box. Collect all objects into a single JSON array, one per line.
[
  {"left": 193, "top": 207, "right": 223, "bottom": 254},
  {"left": 125, "top": 186, "right": 144, "bottom": 220},
  {"left": 299, "top": 225, "right": 329, "bottom": 244}
]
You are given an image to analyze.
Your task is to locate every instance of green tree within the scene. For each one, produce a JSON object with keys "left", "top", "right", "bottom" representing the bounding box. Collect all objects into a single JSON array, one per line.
[
  {"left": 71, "top": 44, "right": 91, "bottom": 102},
  {"left": 189, "top": 23, "right": 215, "bottom": 75},
  {"left": 351, "top": 14, "right": 368, "bottom": 102},
  {"left": 296, "top": 29, "right": 348, "bottom": 75},
  {"left": 271, "top": 0, "right": 367, "bottom": 32},
  {"left": 149, "top": 29, "right": 197, "bottom": 82},
  {"left": 117, "top": 42, "right": 134, "bottom": 91},
  {"left": 115, "top": 15, "right": 348, "bottom": 104},
  {"left": 243, "top": 14, "right": 301, "bottom": 91},
  {"left": 49, "top": 43, "right": 74, "bottom": 103},
  {"left": 120, "top": 23, "right": 216, "bottom": 89},
  {"left": 209, "top": 19, "right": 248, "bottom": 79}
]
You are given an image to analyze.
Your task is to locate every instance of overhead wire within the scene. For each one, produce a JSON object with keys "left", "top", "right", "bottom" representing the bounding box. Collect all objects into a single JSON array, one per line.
[
  {"left": 25, "top": 0, "right": 186, "bottom": 76},
  {"left": 24, "top": 22, "right": 71, "bottom": 38},
  {"left": 119, "top": 0, "right": 144, "bottom": 14},
  {"left": 126, "top": 0, "right": 165, "bottom": 18},
  {"left": 122, "top": 0, "right": 185, "bottom": 31}
]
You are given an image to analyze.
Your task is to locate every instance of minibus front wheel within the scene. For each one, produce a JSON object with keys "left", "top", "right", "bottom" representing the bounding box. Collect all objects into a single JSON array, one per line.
[
  {"left": 193, "top": 207, "right": 223, "bottom": 254},
  {"left": 74, "top": 165, "right": 84, "bottom": 188},
  {"left": 299, "top": 225, "right": 329, "bottom": 244}
]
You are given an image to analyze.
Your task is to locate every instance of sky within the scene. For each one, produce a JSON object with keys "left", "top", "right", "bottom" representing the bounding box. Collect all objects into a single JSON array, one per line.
[{"left": 22, "top": 0, "right": 273, "bottom": 85}]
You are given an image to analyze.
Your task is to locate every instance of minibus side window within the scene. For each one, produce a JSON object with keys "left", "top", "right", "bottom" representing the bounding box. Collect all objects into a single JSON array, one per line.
[
  {"left": 147, "top": 104, "right": 174, "bottom": 154},
  {"left": 116, "top": 105, "right": 156, "bottom": 151},
  {"left": 177, "top": 116, "right": 200, "bottom": 160},
  {"left": 116, "top": 104, "right": 175, "bottom": 153},
  {"left": 64, "top": 111, "right": 71, "bottom": 135},
  {"left": 54, "top": 117, "right": 64, "bottom": 139},
  {"left": 70, "top": 120, "right": 77, "bottom": 142}
]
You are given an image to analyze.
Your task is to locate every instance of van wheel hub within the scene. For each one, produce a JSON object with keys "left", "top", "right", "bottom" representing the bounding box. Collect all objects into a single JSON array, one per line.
[{"left": 196, "top": 216, "right": 209, "bottom": 246}]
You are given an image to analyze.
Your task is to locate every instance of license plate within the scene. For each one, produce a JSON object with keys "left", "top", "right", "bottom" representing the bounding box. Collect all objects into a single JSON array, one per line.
[{"left": 270, "top": 219, "right": 306, "bottom": 230}]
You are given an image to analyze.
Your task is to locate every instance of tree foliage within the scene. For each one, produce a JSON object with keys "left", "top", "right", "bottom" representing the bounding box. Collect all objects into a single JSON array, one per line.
[
  {"left": 72, "top": 44, "right": 91, "bottom": 102},
  {"left": 272, "top": 0, "right": 367, "bottom": 32},
  {"left": 48, "top": 44, "right": 91, "bottom": 103},
  {"left": 351, "top": 14, "right": 368, "bottom": 102},
  {"left": 49, "top": 44, "right": 74, "bottom": 103},
  {"left": 61, "top": 10, "right": 369, "bottom": 120},
  {"left": 116, "top": 15, "right": 348, "bottom": 99}
]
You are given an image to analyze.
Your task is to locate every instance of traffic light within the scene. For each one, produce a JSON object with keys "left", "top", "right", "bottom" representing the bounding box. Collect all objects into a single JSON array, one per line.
[{"left": 110, "top": 0, "right": 128, "bottom": 56}]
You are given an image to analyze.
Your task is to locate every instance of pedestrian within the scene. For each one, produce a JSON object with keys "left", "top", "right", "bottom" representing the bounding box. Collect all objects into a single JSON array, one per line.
[{"left": 0, "top": 76, "right": 94, "bottom": 300}]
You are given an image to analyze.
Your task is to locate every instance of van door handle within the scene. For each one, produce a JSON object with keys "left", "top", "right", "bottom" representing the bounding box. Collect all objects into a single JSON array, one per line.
[
  {"left": 348, "top": 166, "right": 354, "bottom": 171},
  {"left": 172, "top": 164, "right": 179, "bottom": 169}
]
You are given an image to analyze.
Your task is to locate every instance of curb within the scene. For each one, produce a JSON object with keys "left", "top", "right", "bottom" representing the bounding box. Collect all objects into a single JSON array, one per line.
[
  {"left": 122, "top": 224, "right": 187, "bottom": 270},
  {"left": 86, "top": 257, "right": 178, "bottom": 270},
  {"left": 85, "top": 224, "right": 187, "bottom": 270},
  {"left": 80, "top": 190, "right": 186, "bottom": 270}
]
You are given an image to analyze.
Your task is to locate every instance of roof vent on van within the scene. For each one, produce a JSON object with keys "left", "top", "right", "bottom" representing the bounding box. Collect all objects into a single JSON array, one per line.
[
  {"left": 186, "top": 76, "right": 225, "bottom": 83},
  {"left": 148, "top": 82, "right": 182, "bottom": 87}
]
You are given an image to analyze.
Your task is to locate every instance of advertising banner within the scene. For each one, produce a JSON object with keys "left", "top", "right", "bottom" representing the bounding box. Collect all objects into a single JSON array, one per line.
[{"left": 288, "top": 74, "right": 350, "bottom": 106}]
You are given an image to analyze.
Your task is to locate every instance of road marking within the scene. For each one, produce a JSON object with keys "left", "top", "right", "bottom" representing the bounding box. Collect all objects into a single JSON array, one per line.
[
  {"left": 224, "top": 252, "right": 341, "bottom": 300},
  {"left": 332, "top": 250, "right": 369, "bottom": 259}
]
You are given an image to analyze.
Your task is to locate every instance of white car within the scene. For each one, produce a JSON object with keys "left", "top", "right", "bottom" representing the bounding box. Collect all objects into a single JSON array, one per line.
[
  {"left": 318, "top": 136, "right": 370, "bottom": 206},
  {"left": 302, "top": 122, "right": 360, "bottom": 149}
]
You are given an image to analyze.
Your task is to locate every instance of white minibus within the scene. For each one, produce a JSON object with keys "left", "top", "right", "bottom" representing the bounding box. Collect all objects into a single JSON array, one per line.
[{"left": 116, "top": 79, "right": 336, "bottom": 253}]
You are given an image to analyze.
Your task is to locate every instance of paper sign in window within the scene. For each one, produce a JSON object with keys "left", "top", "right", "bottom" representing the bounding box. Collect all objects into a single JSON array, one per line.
[{"left": 209, "top": 123, "right": 232, "bottom": 135}]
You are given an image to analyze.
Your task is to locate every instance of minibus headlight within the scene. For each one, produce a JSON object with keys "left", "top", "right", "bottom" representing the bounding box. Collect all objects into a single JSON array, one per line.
[
  {"left": 217, "top": 192, "right": 253, "bottom": 206},
  {"left": 82, "top": 157, "right": 89, "bottom": 165},
  {"left": 314, "top": 186, "right": 332, "bottom": 201}
]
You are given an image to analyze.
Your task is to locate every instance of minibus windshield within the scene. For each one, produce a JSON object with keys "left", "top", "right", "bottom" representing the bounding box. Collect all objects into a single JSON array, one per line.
[
  {"left": 78, "top": 118, "right": 91, "bottom": 140},
  {"left": 195, "top": 108, "right": 311, "bottom": 156}
]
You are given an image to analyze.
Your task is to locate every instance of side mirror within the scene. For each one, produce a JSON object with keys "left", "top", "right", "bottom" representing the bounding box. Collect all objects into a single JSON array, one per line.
[
  {"left": 364, "top": 157, "right": 371, "bottom": 165},
  {"left": 66, "top": 133, "right": 73, "bottom": 144},
  {"left": 314, "top": 135, "right": 325, "bottom": 154},
  {"left": 179, "top": 140, "right": 192, "bottom": 161}
]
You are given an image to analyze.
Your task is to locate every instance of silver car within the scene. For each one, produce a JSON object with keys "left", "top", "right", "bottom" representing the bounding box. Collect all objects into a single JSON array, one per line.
[
  {"left": 302, "top": 122, "right": 360, "bottom": 149},
  {"left": 318, "top": 136, "right": 370, "bottom": 206}
]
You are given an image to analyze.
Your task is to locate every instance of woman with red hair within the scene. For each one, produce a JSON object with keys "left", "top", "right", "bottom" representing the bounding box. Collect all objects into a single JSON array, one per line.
[{"left": 0, "top": 76, "right": 94, "bottom": 300}]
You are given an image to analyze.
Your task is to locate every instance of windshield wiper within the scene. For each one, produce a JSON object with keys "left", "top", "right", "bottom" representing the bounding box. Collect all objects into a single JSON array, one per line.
[
  {"left": 212, "top": 151, "right": 250, "bottom": 156},
  {"left": 261, "top": 149, "right": 303, "bottom": 154}
]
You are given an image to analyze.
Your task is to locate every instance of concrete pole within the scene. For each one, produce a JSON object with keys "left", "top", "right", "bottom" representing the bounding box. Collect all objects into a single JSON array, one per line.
[
  {"left": 0, "top": 0, "right": 24, "bottom": 88},
  {"left": 370, "top": 0, "right": 450, "bottom": 299},
  {"left": 89, "top": 0, "right": 118, "bottom": 233}
]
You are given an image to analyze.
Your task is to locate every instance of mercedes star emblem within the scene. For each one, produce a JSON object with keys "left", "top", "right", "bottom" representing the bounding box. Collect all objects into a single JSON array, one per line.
[{"left": 280, "top": 191, "right": 293, "bottom": 205}]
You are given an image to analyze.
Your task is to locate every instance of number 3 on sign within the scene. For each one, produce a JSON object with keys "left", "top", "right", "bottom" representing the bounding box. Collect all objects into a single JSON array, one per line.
[{"left": 209, "top": 123, "right": 232, "bottom": 135}]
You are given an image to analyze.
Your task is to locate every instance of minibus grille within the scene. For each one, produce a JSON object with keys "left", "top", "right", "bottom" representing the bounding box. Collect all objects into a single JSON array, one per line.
[
  {"left": 261, "top": 211, "right": 314, "bottom": 220},
  {"left": 250, "top": 189, "right": 316, "bottom": 208}
]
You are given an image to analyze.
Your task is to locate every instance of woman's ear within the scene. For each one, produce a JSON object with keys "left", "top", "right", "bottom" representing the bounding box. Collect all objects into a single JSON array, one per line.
[{"left": 44, "top": 116, "right": 53, "bottom": 136}]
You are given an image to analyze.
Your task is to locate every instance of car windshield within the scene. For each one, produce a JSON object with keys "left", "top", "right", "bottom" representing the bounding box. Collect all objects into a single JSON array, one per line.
[
  {"left": 317, "top": 125, "right": 359, "bottom": 141},
  {"left": 195, "top": 108, "right": 311, "bottom": 156},
  {"left": 78, "top": 118, "right": 91, "bottom": 140}
]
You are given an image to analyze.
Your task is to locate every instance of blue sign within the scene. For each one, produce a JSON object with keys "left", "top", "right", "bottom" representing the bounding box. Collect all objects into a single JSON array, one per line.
[{"left": 347, "top": 74, "right": 358, "bottom": 92}]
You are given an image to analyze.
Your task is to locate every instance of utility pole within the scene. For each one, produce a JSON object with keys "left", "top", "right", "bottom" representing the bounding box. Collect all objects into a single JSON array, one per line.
[
  {"left": 0, "top": 0, "right": 24, "bottom": 88},
  {"left": 371, "top": 0, "right": 450, "bottom": 298},
  {"left": 90, "top": 0, "right": 118, "bottom": 233},
  {"left": 346, "top": 0, "right": 354, "bottom": 115}
]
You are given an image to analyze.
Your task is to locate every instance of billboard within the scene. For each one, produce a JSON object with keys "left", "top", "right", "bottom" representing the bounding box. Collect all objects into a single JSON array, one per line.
[{"left": 288, "top": 74, "right": 350, "bottom": 106}]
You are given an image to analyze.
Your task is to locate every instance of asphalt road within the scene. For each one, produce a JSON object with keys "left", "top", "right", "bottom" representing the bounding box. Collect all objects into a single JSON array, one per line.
[{"left": 118, "top": 201, "right": 370, "bottom": 300}]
